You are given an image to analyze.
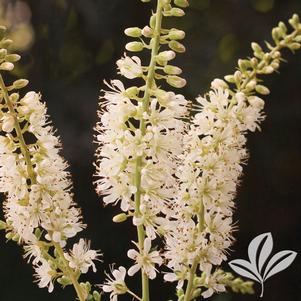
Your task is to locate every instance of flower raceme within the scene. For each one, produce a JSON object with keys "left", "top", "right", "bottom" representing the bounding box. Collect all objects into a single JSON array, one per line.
[{"left": 0, "top": 26, "right": 100, "bottom": 300}]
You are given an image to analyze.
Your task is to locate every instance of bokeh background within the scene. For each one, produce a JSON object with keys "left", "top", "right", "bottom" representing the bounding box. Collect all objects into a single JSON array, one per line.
[{"left": 0, "top": 0, "right": 300, "bottom": 300}]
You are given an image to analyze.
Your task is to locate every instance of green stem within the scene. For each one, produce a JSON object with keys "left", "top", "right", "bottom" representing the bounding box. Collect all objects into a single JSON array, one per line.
[
  {"left": 0, "top": 74, "right": 86, "bottom": 301},
  {"left": 54, "top": 243, "right": 86, "bottom": 301},
  {"left": 133, "top": 2, "right": 163, "bottom": 301}
]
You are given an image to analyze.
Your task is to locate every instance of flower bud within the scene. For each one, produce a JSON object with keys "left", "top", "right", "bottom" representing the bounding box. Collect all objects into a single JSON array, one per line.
[
  {"left": 5, "top": 232, "right": 13, "bottom": 240},
  {"left": 0, "top": 26, "right": 6, "bottom": 40},
  {"left": 150, "top": 15, "right": 156, "bottom": 28},
  {"left": 234, "top": 70, "right": 242, "bottom": 82},
  {"left": 224, "top": 75, "right": 235, "bottom": 83},
  {"left": 289, "top": 43, "right": 301, "bottom": 50},
  {"left": 124, "top": 27, "right": 142, "bottom": 38},
  {"left": 141, "top": 0, "right": 151, "bottom": 2},
  {"left": 142, "top": 26, "right": 153, "bottom": 37},
  {"left": 174, "top": 0, "right": 189, "bottom": 8},
  {"left": 166, "top": 75, "right": 186, "bottom": 88},
  {"left": 5, "top": 54, "right": 21, "bottom": 63},
  {"left": 169, "top": 29, "right": 185, "bottom": 40},
  {"left": 10, "top": 93, "right": 19, "bottom": 103},
  {"left": 125, "top": 42, "right": 144, "bottom": 52},
  {"left": 0, "top": 39, "right": 13, "bottom": 48},
  {"left": 125, "top": 86, "right": 139, "bottom": 98},
  {"left": 13, "top": 79, "right": 29, "bottom": 89},
  {"left": 245, "top": 80, "right": 256, "bottom": 91},
  {"left": 211, "top": 78, "right": 228, "bottom": 90},
  {"left": 170, "top": 8, "right": 185, "bottom": 17},
  {"left": 256, "top": 84, "right": 270, "bottom": 95},
  {"left": 157, "top": 50, "right": 176, "bottom": 62},
  {"left": 163, "top": 65, "right": 182, "bottom": 75},
  {"left": 248, "top": 96, "right": 265, "bottom": 109},
  {"left": 262, "top": 66, "right": 274, "bottom": 74},
  {"left": 0, "top": 48, "right": 7, "bottom": 59},
  {"left": 113, "top": 213, "right": 128, "bottom": 223},
  {"left": 1, "top": 115, "right": 15, "bottom": 133},
  {"left": 251, "top": 42, "right": 262, "bottom": 54},
  {"left": 57, "top": 276, "right": 72, "bottom": 286},
  {"left": 169, "top": 40, "right": 186, "bottom": 53},
  {"left": 0, "top": 220, "right": 6, "bottom": 230},
  {"left": 289, "top": 14, "right": 300, "bottom": 29},
  {"left": 93, "top": 291, "right": 101, "bottom": 301},
  {"left": 0, "top": 62, "right": 14, "bottom": 71}
]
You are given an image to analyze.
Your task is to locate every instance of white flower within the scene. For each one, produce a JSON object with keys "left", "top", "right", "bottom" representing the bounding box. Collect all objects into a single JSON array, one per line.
[
  {"left": 64, "top": 239, "right": 101, "bottom": 273},
  {"left": 101, "top": 266, "right": 128, "bottom": 301},
  {"left": 117, "top": 54, "right": 143, "bottom": 79},
  {"left": 127, "top": 238, "right": 163, "bottom": 279},
  {"left": 34, "top": 259, "right": 55, "bottom": 293},
  {"left": 1, "top": 114, "right": 15, "bottom": 133}
]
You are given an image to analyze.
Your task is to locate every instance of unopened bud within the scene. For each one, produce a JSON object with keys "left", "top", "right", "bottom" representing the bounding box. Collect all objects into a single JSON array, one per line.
[
  {"left": 0, "top": 62, "right": 14, "bottom": 71},
  {"left": 1, "top": 115, "right": 15, "bottom": 133},
  {"left": 5, "top": 232, "right": 13, "bottom": 240},
  {"left": 0, "top": 220, "right": 7, "bottom": 230},
  {"left": 125, "top": 86, "right": 139, "bottom": 98},
  {"left": 289, "top": 43, "right": 301, "bottom": 50},
  {"left": 57, "top": 276, "right": 72, "bottom": 286},
  {"left": 13, "top": 79, "right": 29, "bottom": 89},
  {"left": 0, "top": 48, "right": 7, "bottom": 59},
  {"left": 169, "top": 40, "right": 186, "bottom": 53},
  {"left": 5, "top": 54, "right": 21, "bottom": 63},
  {"left": 124, "top": 27, "right": 142, "bottom": 38},
  {"left": 157, "top": 50, "right": 176, "bottom": 62},
  {"left": 170, "top": 8, "right": 185, "bottom": 17},
  {"left": 169, "top": 29, "right": 185, "bottom": 40},
  {"left": 0, "top": 26, "right": 6, "bottom": 39},
  {"left": 174, "top": 0, "right": 189, "bottom": 8},
  {"left": 93, "top": 291, "right": 101, "bottom": 301},
  {"left": 150, "top": 15, "right": 156, "bottom": 28},
  {"left": 234, "top": 70, "right": 242, "bottom": 82},
  {"left": 251, "top": 42, "right": 262, "bottom": 53},
  {"left": 248, "top": 96, "right": 265, "bottom": 110},
  {"left": 224, "top": 75, "right": 235, "bottom": 83},
  {"left": 262, "top": 66, "right": 274, "bottom": 74},
  {"left": 211, "top": 78, "right": 228, "bottom": 90},
  {"left": 166, "top": 75, "right": 186, "bottom": 88},
  {"left": 245, "top": 80, "right": 256, "bottom": 91},
  {"left": 142, "top": 26, "right": 153, "bottom": 37},
  {"left": 125, "top": 42, "right": 144, "bottom": 52},
  {"left": 163, "top": 65, "right": 182, "bottom": 75},
  {"left": 289, "top": 14, "right": 300, "bottom": 29},
  {"left": 0, "top": 39, "right": 13, "bottom": 48},
  {"left": 256, "top": 84, "right": 270, "bottom": 95},
  {"left": 113, "top": 213, "right": 128, "bottom": 223}
]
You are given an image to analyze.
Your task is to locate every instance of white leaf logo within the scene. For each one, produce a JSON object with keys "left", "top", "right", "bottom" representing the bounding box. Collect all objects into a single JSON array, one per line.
[{"left": 229, "top": 232, "right": 297, "bottom": 297}]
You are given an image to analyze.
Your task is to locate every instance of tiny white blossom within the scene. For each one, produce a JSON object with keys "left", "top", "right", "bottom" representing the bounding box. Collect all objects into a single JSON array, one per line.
[
  {"left": 64, "top": 239, "right": 101, "bottom": 273},
  {"left": 34, "top": 259, "right": 55, "bottom": 293},
  {"left": 127, "top": 238, "right": 163, "bottom": 279}
]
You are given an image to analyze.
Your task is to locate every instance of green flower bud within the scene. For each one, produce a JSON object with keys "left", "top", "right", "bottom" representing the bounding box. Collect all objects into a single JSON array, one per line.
[
  {"left": 251, "top": 42, "right": 262, "bottom": 54},
  {"left": 0, "top": 220, "right": 7, "bottom": 230},
  {"left": 289, "top": 14, "right": 300, "bottom": 29},
  {"left": 125, "top": 42, "right": 144, "bottom": 52},
  {"left": 0, "top": 48, "right": 7, "bottom": 59},
  {"left": 224, "top": 75, "right": 235, "bottom": 83},
  {"left": 142, "top": 26, "right": 153, "bottom": 37},
  {"left": 0, "top": 26, "right": 6, "bottom": 40},
  {"left": 174, "top": 0, "right": 189, "bottom": 8},
  {"left": 0, "top": 62, "right": 14, "bottom": 71},
  {"left": 5, "top": 232, "right": 13, "bottom": 240},
  {"left": 57, "top": 276, "right": 72, "bottom": 286},
  {"left": 166, "top": 75, "right": 186, "bottom": 88},
  {"left": 289, "top": 43, "right": 301, "bottom": 50},
  {"left": 295, "top": 35, "right": 301, "bottom": 43},
  {"left": 238, "top": 59, "right": 251, "bottom": 71},
  {"left": 234, "top": 70, "right": 242, "bottom": 82},
  {"left": 141, "top": 0, "right": 151, "bottom": 2},
  {"left": 34, "top": 228, "right": 43, "bottom": 240},
  {"left": 93, "top": 291, "right": 101, "bottom": 301},
  {"left": 168, "top": 29, "right": 185, "bottom": 40},
  {"left": 112, "top": 213, "right": 128, "bottom": 223},
  {"left": 278, "top": 21, "right": 287, "bottom": 34},
  {"left": 256, "top": 84, "right": 270, "bottom": 95},
  {"left": 163, "top": 65, "right": 182, "bottom": 75},
  {"left": 157, "top": 50, "right": 176, "bottom": 62},
  {"left": 125, "top": 86, "right": 139, "bottom": 98},
  {"left": 12, "top": 233, "right": 20, "bottom": 242},
  {"left": 0, "top": 39, "right": 13, "bottom": 49},
  {"left": 13, "top": 79, "right": 29, "bottom": 89},
  {"left": 150, "top": 15, "right": 156, "bottom": 28},
  {"left": 169, "top": 40, "right": 185, "bottom": 53},
  {"left": 262, "top": 66, "right": 274, "bottom": 74},
  {"left": 5, "top": 54, "right": 21, "bottom": 63},
  {"left": 170, "top": 8, "right": 185, "bottom": 17},
  {"left": 124, "top": 27, "right": 142, "bottom": 38},
  {"left": 245, "top": 80, "right": 256, "bottom": 91},
  {"left": 10, "top": 93, "right": 19, "bottom": 103}
]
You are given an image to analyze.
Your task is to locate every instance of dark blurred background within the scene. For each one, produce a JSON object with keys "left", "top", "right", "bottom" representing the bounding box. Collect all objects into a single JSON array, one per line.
[{"left": 0, "top": 0, "right": 300, "bottom": 300}]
